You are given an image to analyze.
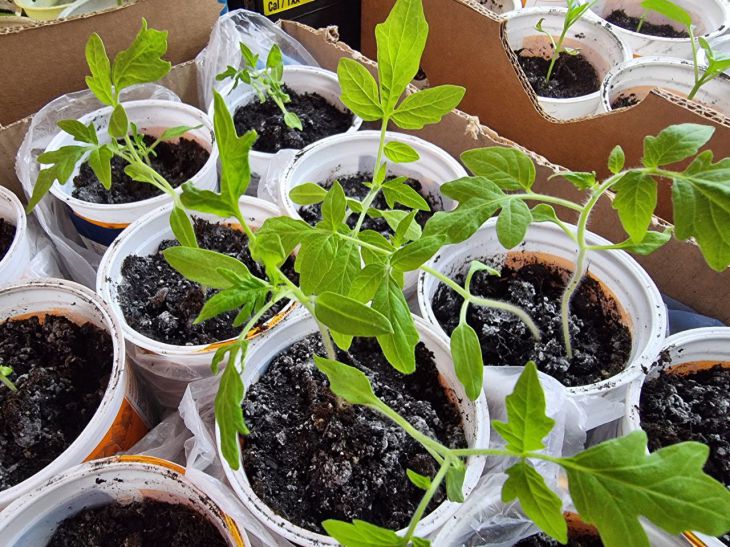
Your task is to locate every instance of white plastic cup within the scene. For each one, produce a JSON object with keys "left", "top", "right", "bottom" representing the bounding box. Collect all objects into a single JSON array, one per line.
[
  {"left": 96, "top": 196, "right": 296, "bottom": 407},
  {"left": 0, "top": 455, "right": 249, "bottom": 546},
  {"left": 477, "top": 0, "right": 521, "bottom": 15},
  {"left": 0, "top": 186, "right": 30, "bottom": 284},
  {"left": 42, "top": 100, "right": 218, "bottom": 249},
  {"left": 211, "top": 65, "right": 363, "bottom": 179},
  {"left": 601, "top": 56, "right": 730, "bottom": 117},
  {"left": 504, "top": 7, "right": 632, "bottom": 120},
  {"left": 0, "top": 278, "right": 152, "bottom": 509},
  {"left": 218, "top": 313, "right": 488, "bottom": 547},
  {"left": 587, "top": 0, "right": 730, "bottom": 59},
  {"left": 418, "top": 220, "right": 667, "bottom": 402},
  {"left": 277, "top": 130, "right": 467, "bottom": 294}
]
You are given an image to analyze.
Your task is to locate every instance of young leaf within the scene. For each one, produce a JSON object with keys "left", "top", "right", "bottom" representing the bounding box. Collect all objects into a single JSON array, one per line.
[
  {"left": 375, "top": 0, "right": 429, "bottom": 113},
  {"left": 337, "top": 57, "right": 383, "bottom": 122},
  {"left": 450, "top": 322, "right": 483, "bottom": 401},
  {"left": 383, "top": 210, "right": 422, "bottom": 241},
  {"left": 612, "top": 172, "right": 657, "bottom": 243},
  {"left": 382, "top": 178, "right": 430, "bottom": 210},
  {"left": 496, "top": 199, "right": 532, "bottom": 249},
  {"left": 502, "top": 461, "right": 567, "bottom": 543},
  {"left": 640, "top": 0, "right": 692, "bottom": 28},
  {"left": 290, "top": 183, "right": 328, "bottom": 205},
  {"left": 284, "top": 111, "right": 303, "bottom": 130},
  {"left": 169, "top": 205, "right": 198, "bottom": 249},
  {"left": 255, "top": 216, "right": 313, "bottom": 259},
  {"left": 530, "top": 204, "right": 561, "bottom": 224},
  {"left": 180, "top": 182, "right": 238, "bottom": 218},
  {"left": 315, "top": 357, "right": 381, "bottom": 406},
  {"left": 321, "top": 181, "right": 347, "bottom": 229},
  {"left": 492, "top": 362, "right": 555, "bottom": 454},
  {"left": 562, "top": 431, "right": 730, "bottom": 546},
  {"left": 349, "top": 263, "right": 388, "bottom": 303},
  {"left": 86, "top": 146, "right": 114, "bottom": 190},
  {"left": 445, "top": 460, "right": 466, "bottom": 503},
  {"left": 406, "top": 469, "right": 432, "bottom": 491},
  {"left": 296, "top": 233, "right": 360, "bottom": 295},
  {"left": 560, "top": 171, "right": 597, "bottom": 191},
  {"left": 57, "top": 120, "right": 98, "bottom": 145},
  {"left": 84, "top": 33, "right": 113, "bottom": 105},
  {"left": 460, "top": 147, "right": 536, "bottom": 191},
  {"left": 609, "top": 229, "right": 672, "bottom": 255},
  {"left": 322, "top": 519, "right": 403, "bottom": 547},
  {"left": 390, "top": 237, "right": 442, "bottom": 271},
  {"left": 315, "top": 292, "right": 393, "bottom": 336},
  {"left": 608, "top": 145, "right": 625, "bottom": 174},
  {"left": 215, "top": 343, "right": 249, "bottom": 470},
  {"left": 372, "top": 274, "right": 419, "bottom": 374},
  {"left": 383, "top": 141, "right": 420, "bottom": 163},
  {"left": 393, "top": 210, "right": 419, "bottom": 246},
  {"left": 108, "top": 104, "right": 129, "bottom": 139},
  {"left": 27, "top": 146, "right": 89, "bottom": 211},
  {"left": 195, "top": 282, "right": 268, "bottom": 324},
  {"left": 163, "top": 247, "right": 253, "bottom": 289},
  {"left": 642, "top": 123, "right": 714, "bottom": 168},
  {"left": 391, "top": 85, "right": 466, "bottom": 130},
  {"left": 359, "top": 230, "right": 395, "bottom": 265},
  {"left": 111, "top": 19, "right": 171, "bottom": 92}
]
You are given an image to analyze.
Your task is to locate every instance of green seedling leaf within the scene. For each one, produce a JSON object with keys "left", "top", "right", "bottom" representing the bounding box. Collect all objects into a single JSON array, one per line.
[
  {"left": 640, "top": 0, "right": 692, "bottom": 28},
  {"left": 450, "top": 322, "right": 483, "bottom": 401},
  {"left": 496, "top": 199, "right": 532, "bottom": 249},
  {"left": 612, "top": 172, "right": 657, "bottom": 243},
  {"left": 85, "top": 33, "right": 113, "bottom": 105},
  {"left": 156, "top": 124, "right": 200, "bottom": 143},
  {"left": 563, "top": 431, "right": 730, "bottom": 546},
  {"left": 215, "top": 342, "right": 249, "bottom": 470},
  {"left": 266, "top": 43, "right": 282, "bottom": 69},
  {"left": 169, "top": 205, "right": 198, "bottom": 249},
  {"left": 406, "top": 469, "right": 432, "bottom": 491},
  {"left": 393, "top": 209, "right": 419, "bottom": 247},
  {"left": 28, "top": 146, "right": 89, "bottom": 211},
  {"left": 284, "top": 111, "right": 303, "bottom": 130},
  {"left": 460, "top": 147, "right": 536, "bottom": 191},
  {"left": 315, "top": 292, "right": 393, "bottom": 336},
  {"left": 195, "top": 280, "right": 269, "bottom": 325},
  {"left": 315, "top": 356, "right": 381, "bottom": 406},
  {"left": 560, "top": 170, "right": 597, "bottom": 190},
  {"left": 108, "top": 104, "right": 129, "bottom": 139},
  {"left": 87, "top": 146, "right": 114, "bottom": 190},
  {"left": 349, "top": 263, "right": 387, "bottom": 303},
  {"left": 296, "top": 233, "right": 360, "bottom": 295},
  {"left": 375, "top": 0, "right": 428, "bottom": 113},
  {"left": 57, "top": 120, "right": 98, "bottom": 145},
  {"left": 492, "top": 361, "right": 555, "bottom": 454},
  {"left": 322, "top": 519, "right": 403, "bottom": 547},
  {"left": 390, "top": 236, "right": 442, "bottom": 271},
  {"left": 112, "top": 19, "right": 171, "bottom": 92},
  {"left": 163, "top": 247, "right": 254, "bottom": 289},
  {"left": 372, "top": 274, "right": 419, "bottom": 374},
  {"left": 331, "top": 331, "right": 354, "bottom": 352},
  {"left": 240, "top": 42, "right": 258, "bottom": 68},
  {"left": 412, "top": 538, "right": 431, "bottom": 547},
  {"left": 503, "top": 461, "right": 567, "bottom": 543},
  {"left": 321, "top": 181, "right": 347, "bottom": 229},
  {"left": 180, "top": 182, "right": 238, "bottom": 218},
  {"left": 608, "top": 145, "right": 625, "bottom": 174},
  {"left": 256, "top": 217, "right": 313, "bottom": 259},
  {"left": 383, "top": 210, "right": 421, "bottom": 241},
  {"left": 445, "top": 460, "right": 466, "bottom": 503},
  {"left": 0, "top": 365, "right": 17, "bottom": 392},
  {"left": 611, "top": 228, "right": 672, "bottom": 255},
  {"left": 359, "top": 230, "right": 395, "bottom": 265},
  {"left": 337, "top": 57, "right": 383, "bottom": 121},
  {"left": 530, "top": 204, "right": 561, "bottom": 224},
  {"left": 383, "top": 141, "right": 420, "bottom": 163},
  {"left": 642, "top": 123, "right": 714, "bottom": 168},
  {"left": 391, "top": 85, "right": 465, "bottom": 130},
  {"left": 290, "top": 183, "right": 328, "bottom": 205},
  {"left": 382, "top": 178, "right": 430, "bottom": 210}
]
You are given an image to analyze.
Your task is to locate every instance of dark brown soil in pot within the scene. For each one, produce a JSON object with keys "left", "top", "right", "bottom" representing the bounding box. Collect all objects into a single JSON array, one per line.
[
  {"left": 515, "top": 532, "right": 603, "bottom": 546},
  {"left": 611, "top": 93, "right": 640, "bottom": 109},
  {"left": 516, "top": 51, "right": 600, "bottom": 99},
  {"left": 298, "top": 173, "right": 443, "bottom": 238},
  {"left": 606, "top": 9, "right": 689, "bottom": 38},
  {"left": 0, "top": 315, "right": 113, "bottom": 491},
  {"left": 233, "top": 85, "right": 353, "bottom": 154},
  {"left": 117, "top": 217, "right": 297, "bottom": 346},
  {"left": 0, "top": 218, "right": 16, "bottom": 261},
  {"left": 432, "top": 259, "right": 631, "bottom": 387},
  {"left": 47, "top": 500, "right": 228, "bottom": 547},
  {"left": 242, "top": 334, "right": 466, "bottom": 534},
  {"left": 72, "top": 135, "right": 209, "bottom": 204}
]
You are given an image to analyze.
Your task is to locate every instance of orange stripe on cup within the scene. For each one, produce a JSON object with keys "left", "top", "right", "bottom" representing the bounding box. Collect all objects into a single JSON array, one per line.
[
  {"left": 84, "top": 398, "right": 149, "bottom": 461},
  {"left": 73, "top": 211, "right": 131, "bottom": 230}
]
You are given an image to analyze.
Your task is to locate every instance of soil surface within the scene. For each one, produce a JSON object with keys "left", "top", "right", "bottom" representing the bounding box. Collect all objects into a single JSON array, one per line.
[
  {"left": 516, "top": 51, "right": 600, "bottom": 99},
  {"left": 298, "top": 173, "right": 443, "bottom": 237},
  {"left": 0, "top": 218, "right": 16, "bottom": 261},
  {"left": 432, "top": 260, "right": 631, "bottom": 387},
  {"left": 234, "top": 86, "right": 352, "bottom": 154},
  {"left": 0, "top": 315, "right": 112, "bottom": 491},
  {"left": 118, "top": 217, "right": 297, "bottom": 346},
  {"left": 72, "top": 135, "right": 209, "bottom": 204},
  {"left": 242, "top": 335, "right": 466, "bottom": 534},
  {"left": 606, "top": 9, "right": 689, "bottom": 38},
  {"left": 514, "top": 532, "right": 603, "bottom": 546},
  {"left": 48, "top": 500, "right": 227, "bottom": 547},
  {"left": 611, "top": 93, "right": 640, "bottom": 109}
]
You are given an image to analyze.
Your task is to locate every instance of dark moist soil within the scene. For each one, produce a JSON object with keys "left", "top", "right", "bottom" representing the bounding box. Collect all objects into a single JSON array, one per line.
[
  {"left": 242, "top": 335, "right": 466, "bottom": 534},
  {"left": 606, "top": 9, "right": 689, "bottom": 38},
  {"left": 611, "top": 93, "right": 640, "bottom": 109},
  {"left": 0, "top": 218, "right": 16, "bottom": 261},
  {"left": 0, "top": 315, "right": 112, "bottom": 491},
  {"left": 516, "top": 51, "right": 600, "bottom": 99},
  {"left": 234, "top": 85, "right": 353, "bottom": 154},
  {"left": 432, "top": 260, "right": 631, "bottom": 388},
  {"left": 298, "top": 173, "right": 443, "bottom": 237},
  {"left": 72, "top": 135, "right": 209, "bottom": 204},
  {"left": 117, "top": 217, "right": 297, "bottom": 346},
  {"left": 514, "top": 532, "right": 603, "bottom": 546},
  {"left": 47, "top": 500, "right": 227, "bottom": 547}
]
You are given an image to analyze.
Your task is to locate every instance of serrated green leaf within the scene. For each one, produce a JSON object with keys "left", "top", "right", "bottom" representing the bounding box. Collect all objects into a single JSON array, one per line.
[
  {"left": 266, "top": 43, "right": 282, "bottom": 69},
  {"left": 349, "top": 263, "right": 387, "bottom": 303},
  {"left": 112, "top": 19, "right": 171, "bottom": 92},
  {"left": 611, "top": 229, "right": 672, "bottom": 255},
  {"left": 560, "top": 171, "right": 597, "bottom": 190},
  {"left": 608, "top": 145, "right": 625, "bottom": 174},
  {"left": 406, "top": 468, "right": 432, "bottom": 490},
  {"left": 296, "top": 233, "right": 360, "bottom": 295},
  {"left": 315, "top": 292, "right": 393, "bottom": 336},
  {"left": 390, "top": 236, "right": 441, "bottom": 271},
  {"left": 180, "top": 182, "right": 237, "bottom": 218},
  {"left": 496, "top": 199, "right": 532, "bottom": 249},
  {"left": 392, "top": 209, "right": 418, "bottom": 247},
  {"left": 322, "top": 518, "right": 403, "bottom": 547},
  {"left": 391, "top": 85, "right": 465, "bottom": 130},
  {"left": 383, "top": 141, "right": 420, "bottom": 163},
  {"left": 563, "top": 431, "right": 730, "bottom": 546},
  {"left": 372, "top": 274, "right": 419, "bottom": 374},
  {"left": 461, "top": 147, "right": 536, "bottom": 191},
  {"left": 216, "top": 342, "right": 249, "bottom": 470},
  {"left": 84, "top": 33, "right": 113, "bottom": 105},
  {"left": 290, "top": 183, "right": 328, "bottom": 205},
  {"left": 256, "top": 216, "right": 313, "bottom": 259},
  {"left": 195, "top": 285, "right": 266, "bottom": 324},
  {"left": 612, "top": 172, "right": 657, "bottom": 243},
  {"left": 503, "top": 461, "right": 567, "bottom": 543},
  {"left": 108, "top": 104, "right": 128, "bottom": 139},
  {"left": 450, "top": 323, "right": 483, "bottom": 401},
  {"left": 643, "top": 124, "right": 714, "bottom": 168},
  {"left": 382, "top": 179, "right": 430, "bottom": 211},
  {"left": 359, "top": 230, "right": 395, "bottom": 265},
  {"left": 492, "top": 362, "right": 555, "bottom": 454},
  {"left": 163, "top": 247, "right": 255, "bottom": 289},
  {"left": 26, "top": 169, "right": 59, "bottom": 213},
  {"left": 383, "top": 209, "right": 421, "bottom": 241},
  {"left": 321, "top": 181, "right": 347, "bottom": 229},
  {"left": 337, "top": 58, "right": 383, "bottom": 122},
  {"left": 57, "top": 120, "right": 98, "bottom": 145},
  {"left": 28, "top": 145, "right": 89, "bottom": 211}
]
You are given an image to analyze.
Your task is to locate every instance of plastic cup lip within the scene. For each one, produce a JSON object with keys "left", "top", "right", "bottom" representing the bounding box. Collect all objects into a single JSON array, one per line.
[{"left": 0, "top": 186, "right": 28, "bottom": 276}]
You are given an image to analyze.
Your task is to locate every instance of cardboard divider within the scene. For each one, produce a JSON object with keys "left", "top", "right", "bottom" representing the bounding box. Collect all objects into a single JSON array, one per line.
[
  {"left": 361, "top": 0, "right": 730, "bottom": 221},
  {"left": 1, "top": 16, "right": 728, "bottom": 324}
]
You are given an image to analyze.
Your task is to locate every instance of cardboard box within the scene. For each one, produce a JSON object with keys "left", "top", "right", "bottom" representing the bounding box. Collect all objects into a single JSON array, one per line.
[
  {"left": 0, "top": 18, "right": 727, "bottom": 327},
  {"left": 361, "top": 0, "right": 730, "bottom": 221},
  {"left": 0, "top": 0, "right": 221, "bottom": 126}
]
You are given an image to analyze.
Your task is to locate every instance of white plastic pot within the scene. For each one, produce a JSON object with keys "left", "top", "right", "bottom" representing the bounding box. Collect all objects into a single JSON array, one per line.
[
  {"left": 43, "top": 100, "right": 218, "bottom": 248},
  {"left": 96, "top": 196, "right": 296, "bottom": 407},
  {"left": 0, "top": 278, "right": 150, "bottom": 509},
  {"left": 587, "top": 0, "right": 730, "bottom": 59},
  {"left": 601, "top": 56, "right": 730, "bottom": 118},
  {"left": 278, "top": 130, "right": 467, "bottom": 294},
  {"left": 0, "top": 186, "right": 30, "bottom": 284},
  {"left": 0, "top": 455, "right": 249, "bottom": 546},
  {"left": 218, "top": 313, "right": 488, "bottom": 547},
  {"left": 418, "top": 220, "right": 667, "bottom": 402},
  {"left": 504, "top": 7, "right": 631, "bottom": 120},
  {"left": 211, "top": 65, "right": 362, "bottom": 179},
  {"left": 477, "top": 0, "right": 521, "bottom": 15},
  {"left": 59, "top": 0, "right": 123, "bottom": 17}
]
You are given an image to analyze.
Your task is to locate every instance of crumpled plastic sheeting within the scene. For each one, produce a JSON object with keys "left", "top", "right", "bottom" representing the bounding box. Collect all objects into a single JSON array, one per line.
[
  {"left": 15, "top": 84, "right": 181, "bottom": 289},
  {"left": 194, "top": 8, "right": 319, "bottom": 113}
]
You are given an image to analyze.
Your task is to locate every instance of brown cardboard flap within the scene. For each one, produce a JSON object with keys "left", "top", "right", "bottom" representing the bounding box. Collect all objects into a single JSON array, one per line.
[{"left": 0, "top": 0, "right": 220, "bottom": 125}]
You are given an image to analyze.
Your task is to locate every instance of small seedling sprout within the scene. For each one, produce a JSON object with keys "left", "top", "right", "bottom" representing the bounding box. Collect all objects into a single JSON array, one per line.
[{"left": 0, "top": 365, "right": 17, "bottom": 392}]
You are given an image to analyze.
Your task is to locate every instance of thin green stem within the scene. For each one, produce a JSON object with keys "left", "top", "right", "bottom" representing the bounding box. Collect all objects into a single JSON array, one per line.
[
  {"left": 635, "top": 10, "right": 647, "bottom": 33},
  {"left": 545, "top": 28, "right": 568, "bottom": 83},
  {"left": 689, "top": 25, "right": 700, "bottom": 98},
  {"left": 403, "top": 458, "right": 451, "bottom": 542},
  {"left": 448, "top": 447, "right": 520, "bottom": 458},
  {"left": 522, "top": 193, "right": 585, "bottom": 213},
  {"left": 0, "top": 373, "right": 17, "bottom": 392},
  {"left": 352, "top": 119, "right": 390, "bottom": 235},
  {"left": 374, "top": 400, "right": 449, "bottom": 464}
]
